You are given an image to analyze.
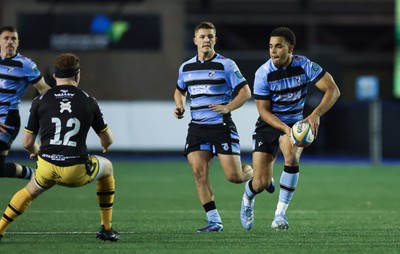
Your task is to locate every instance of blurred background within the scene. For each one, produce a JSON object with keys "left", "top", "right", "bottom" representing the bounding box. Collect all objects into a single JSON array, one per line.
[{"left": 0, "top": 0, "right": 397, "bottom": 162}]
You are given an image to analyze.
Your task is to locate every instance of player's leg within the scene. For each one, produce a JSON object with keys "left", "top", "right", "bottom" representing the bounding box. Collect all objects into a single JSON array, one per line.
[
  {"left": 240, "top": 152, "right": 275, "bottom": 230},
  {"left": 0, "top": 176, "right": 47, "bottom": 241},
  {"left": 0, "top": 111, "right": 33, "bottom": 180},
  {"left": 271, "top": 134, "right": 304, "bottom": 230},
  {"left": 251, "top": 152, "right": 276, "bottom": 192},
  {"left": 240, "top": 128, "right": 281, "bottom": 230},
  {"left": 91, "top": 155, "right": 119, "bottom": 242},
  {"left": 218, "top": 154, "right": 253, "bottom": 184},
  {"left": 217, "top": 121, "right": 253, "bottom": 183},
  {"left": 188, "top": 151, "right": 223, "bottom": 232},
  {"left": 0, "top": 161, "right": 34, "bottom": 180}
]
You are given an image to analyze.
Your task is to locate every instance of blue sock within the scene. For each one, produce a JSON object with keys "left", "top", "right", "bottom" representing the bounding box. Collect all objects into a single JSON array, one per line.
[{"left": 278, "top": 166, "right": 299, "bottom": 204}]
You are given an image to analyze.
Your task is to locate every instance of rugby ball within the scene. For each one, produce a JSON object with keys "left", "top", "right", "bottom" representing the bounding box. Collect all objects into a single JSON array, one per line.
[{"left": 290, "top": 121, "right": 314, "bottom": 147}]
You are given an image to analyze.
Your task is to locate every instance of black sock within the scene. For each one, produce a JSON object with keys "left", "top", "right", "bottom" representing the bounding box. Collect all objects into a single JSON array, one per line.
[
  {"left": 0, "top": 160, "right": 16, "bottom": 177},
  {"left": 20, "top": 166, "right": 34, "bottom": 179}
]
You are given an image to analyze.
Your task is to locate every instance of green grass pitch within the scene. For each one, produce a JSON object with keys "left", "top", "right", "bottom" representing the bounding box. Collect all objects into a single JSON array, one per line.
[{"left": 1, "top": 158, "right": 399, "bottom": 253}]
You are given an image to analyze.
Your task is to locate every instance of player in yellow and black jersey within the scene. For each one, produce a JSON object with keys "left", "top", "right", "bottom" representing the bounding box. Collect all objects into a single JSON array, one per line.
[{"left": 0, "top": 53, "right": 119, "bottom": 242}]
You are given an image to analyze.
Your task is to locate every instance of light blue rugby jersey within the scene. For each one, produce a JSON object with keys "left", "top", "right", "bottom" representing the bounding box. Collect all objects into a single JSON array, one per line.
[
  {"left": 0, "top": 53, "right": 42, "bottom": 121},
  {"left": 253, "top": 55, "right": 325, "bottom": 124},
  {"left": 176, "top": 54, "right": 247, "bottom": 125}
]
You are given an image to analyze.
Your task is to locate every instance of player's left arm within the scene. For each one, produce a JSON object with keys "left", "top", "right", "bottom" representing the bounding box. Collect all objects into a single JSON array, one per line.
[
  {"left": 304, "top": 72, "right": 341, "bottom": 137},
  {"left": 210, "top": 84, "right": 251, "bottom": 114},
  {"left": 32, "top": 77, "right": 51, "bottom": 94}
]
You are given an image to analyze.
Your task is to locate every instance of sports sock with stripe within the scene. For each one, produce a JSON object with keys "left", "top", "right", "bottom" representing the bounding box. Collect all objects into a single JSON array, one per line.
[
  {"left": 0, "top": 188, "right": 33, "bottom": 236},
  {"left": 276, "top": 166, "right": 299, "bottom": 213},
  {"left": 97, "top": 175, "right": 115, "bottom": 230},
  {"left": 203, "top": 201, "right": 222, "bottom": 223}
]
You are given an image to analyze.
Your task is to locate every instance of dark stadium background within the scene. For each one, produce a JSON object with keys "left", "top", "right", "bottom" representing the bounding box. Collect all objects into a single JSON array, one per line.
[{"left": 0, "top": 0, "right": 396, "bottom": 160}]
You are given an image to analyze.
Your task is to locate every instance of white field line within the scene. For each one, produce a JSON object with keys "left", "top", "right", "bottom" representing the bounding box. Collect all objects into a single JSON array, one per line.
[
  {"left": 22, "top": 209, "right": 394, "bottom": 214},
  {"left": 7, "top": 231, "right": 134, "bottom": 235}
]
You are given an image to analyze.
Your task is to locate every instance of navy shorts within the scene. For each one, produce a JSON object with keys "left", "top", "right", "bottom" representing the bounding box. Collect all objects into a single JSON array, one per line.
[
  {"left": 252, "top": 121, "right": 295, "bottom": 156},
  {"left": 0, "top": 110, "right": 20, "bottom": 151},
  {"left": 184, "top": 121, "right": 241, "bottom": 156}
]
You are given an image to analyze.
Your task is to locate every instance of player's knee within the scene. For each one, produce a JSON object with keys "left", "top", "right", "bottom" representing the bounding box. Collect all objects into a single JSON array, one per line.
[
  {"left": 192, "top": 168, "right": 205, "bottom": 180},
  {"left": 101, "top": 158, "right": 114, "bottom": 177},
  {"left": 226, "top": 172, "right": 244, "bottom": 184},
  {"left": 284, "top": 155, "right": 300, "bottom": 166},
  {"left": 191, "top": 165, "right": 208, "bottom": 182}
]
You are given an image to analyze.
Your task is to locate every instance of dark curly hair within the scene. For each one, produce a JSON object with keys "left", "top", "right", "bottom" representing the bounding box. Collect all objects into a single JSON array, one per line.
[{"left": 270, "top": 27, "right": 296, "bottom": 46}]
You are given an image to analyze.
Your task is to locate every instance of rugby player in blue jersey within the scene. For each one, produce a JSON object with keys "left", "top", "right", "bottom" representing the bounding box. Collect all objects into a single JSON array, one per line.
[
  {"left": 0, "top": 26, "right": 50, "bottom": 180},
  {"left": 173, "top": 21, "right": 254, "bottom": 232},
  {"left": 240, "top": 27, "right": 340, "bottom": 230}
]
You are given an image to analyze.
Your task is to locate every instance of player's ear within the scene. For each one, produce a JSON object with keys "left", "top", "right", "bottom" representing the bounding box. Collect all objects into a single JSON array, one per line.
[{"left": 288, "top": 44, "right": 294, "bottom": 54}]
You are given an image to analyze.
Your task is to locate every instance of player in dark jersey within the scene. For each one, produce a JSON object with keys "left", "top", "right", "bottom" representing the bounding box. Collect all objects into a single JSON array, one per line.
[
  {"left": 240, "top": 27, "right": 340, "bottom": 230},
  {"left": 174, "top": 21, "right": 256, "bottom": 232},
  {"left": 0, "top": 53, "right": 119, "bottom": 242},
  {"left": 0, "top": 26, "right": 51, "bottom": 180}
]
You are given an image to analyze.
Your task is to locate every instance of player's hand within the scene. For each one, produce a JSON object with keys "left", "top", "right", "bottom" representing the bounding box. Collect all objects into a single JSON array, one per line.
[
  {"left": 174, "top": 108, "right": 185, "bottom": 119},
  {"left": 101, "top": 144, "right": 110, "bottom": 153},
  {"left": 100, "top": 140, "right": 110, "bottom": 153},
  {"left": 209, "top": 104, "right": 230, "bottom": 114},
  {"left": 302, "top": 114, "right": 320, "bottom": 139},
  {"left": 0, "top": 122, "right": 7, "bottom": 133},
  {"left": 285, "top": 126, "right": 295, "bottom": 147},
  {"left": 101, "top": 144, "right": 109, "bottom": 153}
]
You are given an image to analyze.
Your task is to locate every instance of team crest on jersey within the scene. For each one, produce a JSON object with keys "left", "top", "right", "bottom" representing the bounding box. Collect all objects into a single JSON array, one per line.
[
  {"left": 311, "top": 62, "right": 321, "bottom": 72},
  {"left": 60, "top": 101, "right": 72, "bottom": 113},
  {"left": 221, "top": 143, "right": 229, "bottom": 151},
  {"left": 7, "top": 67, "right": 14, "bottom": 73},
  {"left": 209, "top": 71, "right": 215, "bottom": 77},
  {"left": 234, "top": 70, "right": 243, "bottom": 79}
]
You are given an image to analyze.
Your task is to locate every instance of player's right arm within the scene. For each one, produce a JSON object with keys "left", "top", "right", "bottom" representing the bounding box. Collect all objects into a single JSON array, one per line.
[
  {"left": 173, "top": 88, "right": 186, "bottom": 119},
  {"left": 256, "top": 99, "right": 291, "bottom": 137},
  {"left": 98, "top": 128, "right": 113, "bottom": 153},
  {"left": 22, "top": 130, "right": 39, "bottom": 159}
]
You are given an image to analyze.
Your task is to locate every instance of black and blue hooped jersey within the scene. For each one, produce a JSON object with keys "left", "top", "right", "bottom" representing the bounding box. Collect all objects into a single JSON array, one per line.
[
  {"left": 0, "top": 53, "right": 42, "bottom": 120},
  {"left": 253, "top": 55, "right": 326, "bottom": 124},
  {"left": 176, "top": 54, "right": 247, "bottom": 125}
]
